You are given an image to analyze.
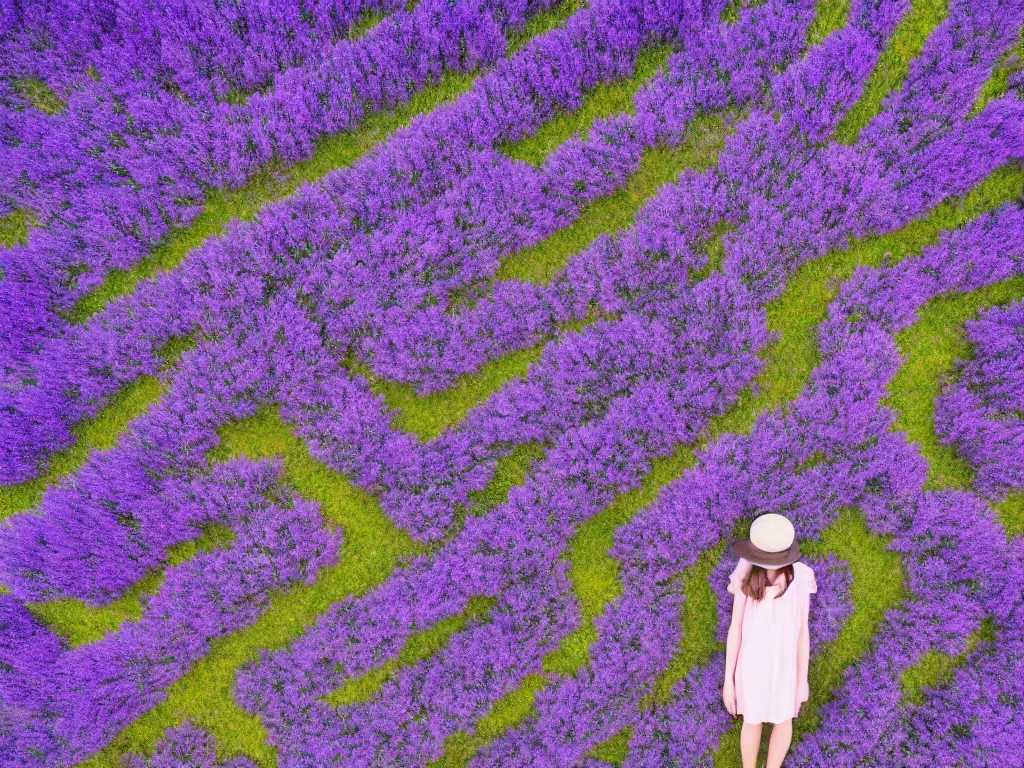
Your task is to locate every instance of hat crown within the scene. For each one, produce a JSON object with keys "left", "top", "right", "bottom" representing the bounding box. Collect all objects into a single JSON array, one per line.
[{"left": 749, "top": 513, "right": 795, "bottom": 553}]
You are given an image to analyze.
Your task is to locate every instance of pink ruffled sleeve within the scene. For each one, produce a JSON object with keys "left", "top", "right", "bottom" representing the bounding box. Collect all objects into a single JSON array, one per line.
[{"left": 727, "top": 557, "right": 752, "bottom": 596}]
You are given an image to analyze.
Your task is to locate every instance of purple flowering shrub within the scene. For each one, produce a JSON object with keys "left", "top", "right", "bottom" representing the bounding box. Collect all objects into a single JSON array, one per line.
[
  {"left": 2, "top": 0, "right": 1024, "bottom": 763},
  {"left": 123, "top": 722, "right": 258, "bottom": 768},
  {"left": 934, "top": 300, "right": 1024, "bottom": 500}
]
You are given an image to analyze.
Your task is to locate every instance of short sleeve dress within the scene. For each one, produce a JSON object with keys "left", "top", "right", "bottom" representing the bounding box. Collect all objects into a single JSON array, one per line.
[{"left": 726, "top": 557, "right": 817, "bottom": 724}]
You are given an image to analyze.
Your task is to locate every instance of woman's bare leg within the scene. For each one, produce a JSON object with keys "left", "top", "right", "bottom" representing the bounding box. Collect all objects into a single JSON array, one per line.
[
  {"left": 766, "top": 718, "right": 793, "bottom": 768},
  {"left": 740, "top": 721, "right": 762, "bottom": 768}
]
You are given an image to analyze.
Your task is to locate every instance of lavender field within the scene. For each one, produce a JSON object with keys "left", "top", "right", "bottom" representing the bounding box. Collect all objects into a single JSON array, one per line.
[{"left": 1, "top": 0, "right": 1023, "bottom": 765}]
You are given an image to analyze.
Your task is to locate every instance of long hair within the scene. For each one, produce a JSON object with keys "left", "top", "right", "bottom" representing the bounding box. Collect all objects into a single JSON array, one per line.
[{"left": 742, "top": 563, "right": 794, "bottom": 601}]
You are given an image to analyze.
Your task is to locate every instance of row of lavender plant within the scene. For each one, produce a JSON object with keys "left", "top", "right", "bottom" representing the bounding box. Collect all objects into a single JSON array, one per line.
[
  {"left": 1, "top": 0, "right": 403, "bottom": 101},
  {"left": 0, "top": 456, "right": 342, "bottom": 765},
  {"left": 122, "top": 721, "right": 257, "bottom": 768},
  {"left": 0, "top": 0, "right": 689, "bottom": 485},
  {"left": 934, "top": 299, "right": 1024, "bottom": 500}
]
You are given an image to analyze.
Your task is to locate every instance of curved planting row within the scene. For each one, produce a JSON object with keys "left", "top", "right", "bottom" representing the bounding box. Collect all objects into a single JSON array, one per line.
[{"left": 934, "top": 300, "right": 1024, "bottom": 501}]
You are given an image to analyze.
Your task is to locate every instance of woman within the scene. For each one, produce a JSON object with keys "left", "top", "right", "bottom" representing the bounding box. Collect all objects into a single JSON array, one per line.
[{"left": 722, "top": 513, "right": 816, "bottom": 768}]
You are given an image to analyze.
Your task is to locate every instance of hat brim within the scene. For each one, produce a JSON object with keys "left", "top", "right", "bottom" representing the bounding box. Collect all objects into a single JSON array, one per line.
[{"left": 730, "top": 539, "right": 801, "bottom": 569}]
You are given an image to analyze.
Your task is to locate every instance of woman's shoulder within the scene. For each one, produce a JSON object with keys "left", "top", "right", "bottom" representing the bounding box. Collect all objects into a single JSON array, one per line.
[{"left": 792, "top": 560, "right": 817, "bottom": 592}]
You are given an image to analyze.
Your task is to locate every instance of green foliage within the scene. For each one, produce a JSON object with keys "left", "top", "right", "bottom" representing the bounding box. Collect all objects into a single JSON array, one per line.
[
  {"left": 13, "top": 77, "right": 66, "bottom": 113},
  {"left": 0, "top": 208, "right": 34, "bottom": 247}
]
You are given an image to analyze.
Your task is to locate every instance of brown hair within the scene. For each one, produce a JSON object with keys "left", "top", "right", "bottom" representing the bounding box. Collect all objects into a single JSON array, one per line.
[{"left": 742, "top": 564, "right": 794, "bottom": 601}]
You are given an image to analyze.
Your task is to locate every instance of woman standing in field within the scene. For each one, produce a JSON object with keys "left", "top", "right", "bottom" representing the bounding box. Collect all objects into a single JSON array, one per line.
[{"left": 722, "top": 513, "right": 816, "bottom": 768}]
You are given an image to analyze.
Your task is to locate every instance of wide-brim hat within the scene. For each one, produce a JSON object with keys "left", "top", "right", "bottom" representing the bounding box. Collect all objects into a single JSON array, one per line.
[{"left": 731, "top": 512, "right": 801, "bottom": 568}]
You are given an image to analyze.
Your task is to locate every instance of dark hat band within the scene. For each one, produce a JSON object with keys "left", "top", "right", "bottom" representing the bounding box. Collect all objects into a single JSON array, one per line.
[{"left": 730, "top": 538, "right": 801, "bottom": 568}]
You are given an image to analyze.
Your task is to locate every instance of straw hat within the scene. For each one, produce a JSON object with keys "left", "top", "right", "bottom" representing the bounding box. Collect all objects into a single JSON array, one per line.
[{"left": 731, "top": 513, "right": 801, "bottom": 568}]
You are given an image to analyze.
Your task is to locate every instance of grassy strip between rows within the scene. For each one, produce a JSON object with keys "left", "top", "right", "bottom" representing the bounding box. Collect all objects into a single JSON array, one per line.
[
  {"left": 13, "top": 77, "right": 67, "bottom": 113},
  {"left": 832, "top": 0, "right": 950, "bottom": 145},
  {"left": 0, "top": 207, "right": 34, "bottom": 247},
  {"left": 884, "top": 275, "right": 1024, "bottom": 533},
  {"left": 322, "top": 596, "right": 498, "bottom": 708},
  {"left": 28, "top": 523, "right": 236, "bottom": 647},
  {"left": 0, "top": 337, "right": 193, "bottom": 521},
  {"left": 806, "top": 0, "right": 851, "bottom": 46},
  {"left": 970, "top": 27, "right": 1024, "bottom": 116},
  {"left": 68, "top": 0, "right": 588, "bottom": 324},
  {"left": 497, "top": 112, "right": 733, "bottom": 286},
  {"left": 497, "top": 43, "right": 674, "bottom": 165}
]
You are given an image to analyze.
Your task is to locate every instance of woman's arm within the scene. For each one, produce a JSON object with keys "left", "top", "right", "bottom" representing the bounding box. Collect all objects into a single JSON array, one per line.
[
  {"left": 722, "top": 590, "right": 745, "bottom": 716},
  {"left": 724, "top": 591, "right": 746, "bottom": 678}
]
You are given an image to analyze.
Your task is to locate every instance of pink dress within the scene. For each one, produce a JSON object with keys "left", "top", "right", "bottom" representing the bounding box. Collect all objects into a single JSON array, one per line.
[{"left": 727, "top": 557, "right": 817, "bottom": 724}]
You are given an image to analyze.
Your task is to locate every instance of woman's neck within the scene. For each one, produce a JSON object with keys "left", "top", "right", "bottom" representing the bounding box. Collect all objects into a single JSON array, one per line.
[{"left": 766, "top": 568, "right": 779, "bottom": 584}]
